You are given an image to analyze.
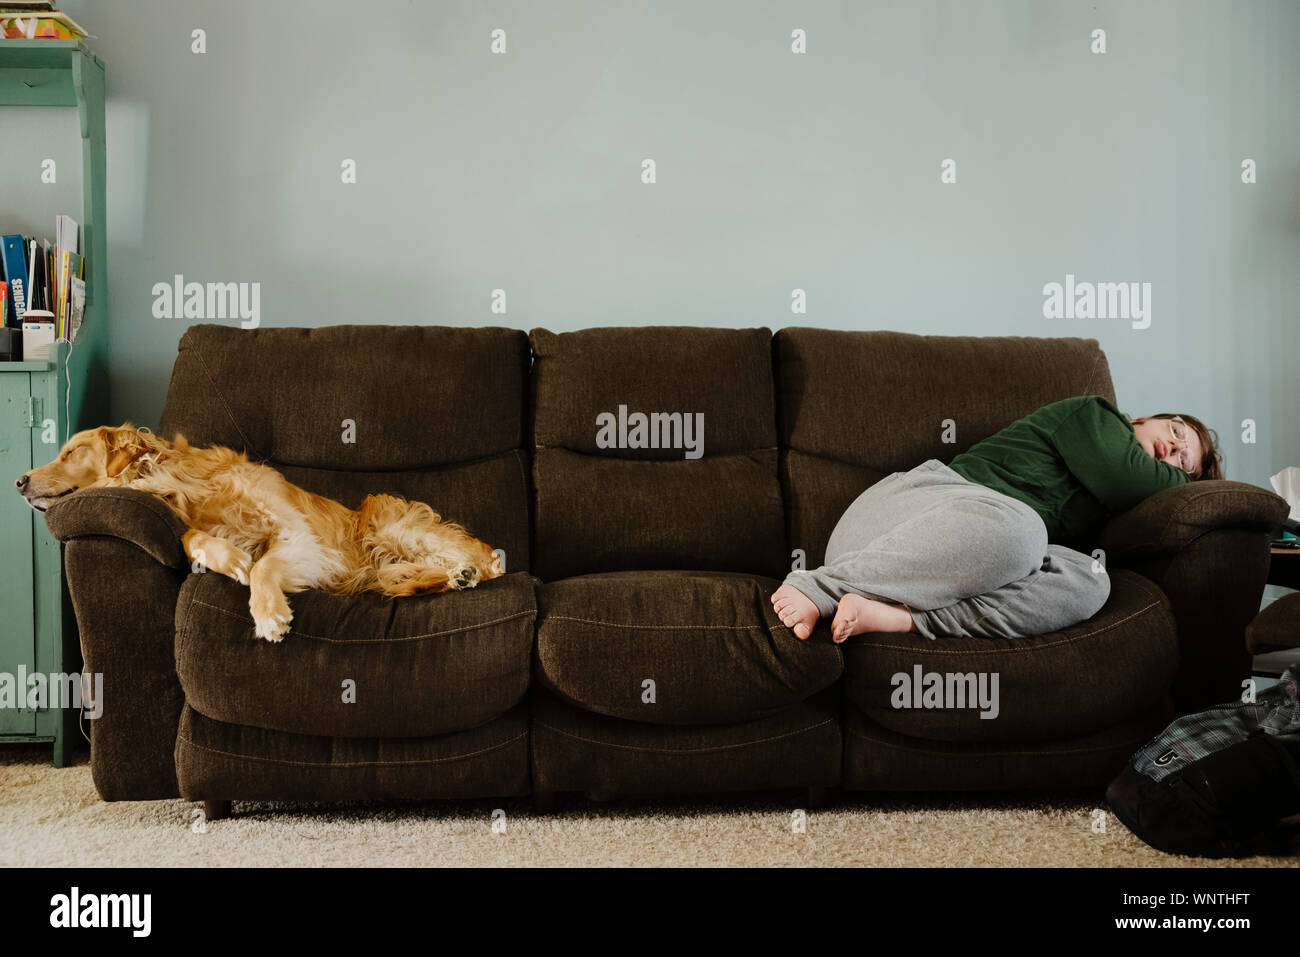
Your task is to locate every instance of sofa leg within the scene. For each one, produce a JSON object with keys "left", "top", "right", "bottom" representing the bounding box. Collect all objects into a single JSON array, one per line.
[
  {"left": 533, "top": 790, "right": 554, "bottom": 813},
  {"left": 204, "top": 799, "right": 232, "bottom": 822},
  {"left": 806, "top": 786, "right": 828, "bottom": 809}
]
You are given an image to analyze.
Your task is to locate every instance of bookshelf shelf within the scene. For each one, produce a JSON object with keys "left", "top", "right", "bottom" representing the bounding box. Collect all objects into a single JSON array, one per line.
[
  {"left": 2, "top": 358, "right": 55, "bottom": 372},
  {"left": 0, "top": 39, "right": 108, "bottom": 766}
]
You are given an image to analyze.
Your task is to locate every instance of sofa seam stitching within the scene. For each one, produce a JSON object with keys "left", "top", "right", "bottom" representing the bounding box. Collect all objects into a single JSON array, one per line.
[
  {"left": 858, "top": 598, "right": 1164, "bottom": 655},
  {"left": 533, "top": 444, "right": 780, "bottom": 458},
  {"left": 541, "top": 615, "right": 773, "bottom": 631},
  {"left": 275, "top": 445, "right": 523, "bottom": 477},
  {"left": 190, "top": 343, "right": 262, "bottom": 458},
  {"left": 186, "top": 599, "right": 535, "bottom": 643},
  {"left": 176, "top": 728, "right": 528, "bottom": 768},
  {"left": 532, "top": 717, "right": 835, "bottom": 755},
  {"left": 511, "top": 447, "right": 531, "bottom": 573},
  {"left": 844, "top": 723, "right": 1148, "bottom": 757}
]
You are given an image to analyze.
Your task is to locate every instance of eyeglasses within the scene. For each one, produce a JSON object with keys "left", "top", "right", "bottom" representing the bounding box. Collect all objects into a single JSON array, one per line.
[{"left": 1166, "top": 416, "right": 1196, "bottom": 474}]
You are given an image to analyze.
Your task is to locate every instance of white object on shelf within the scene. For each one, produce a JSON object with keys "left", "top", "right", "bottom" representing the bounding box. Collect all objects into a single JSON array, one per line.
[
  {"left": 21, "top": 312, "right": 54, "bottom": 360},
  {"left": 1271, "top": 467, "right": 1300, "bottom": 524}
]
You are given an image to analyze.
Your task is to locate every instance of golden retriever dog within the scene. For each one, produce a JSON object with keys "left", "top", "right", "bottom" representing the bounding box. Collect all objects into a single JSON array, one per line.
[{"left": 15, "top": 424, "right": 504, "bottom": 642}]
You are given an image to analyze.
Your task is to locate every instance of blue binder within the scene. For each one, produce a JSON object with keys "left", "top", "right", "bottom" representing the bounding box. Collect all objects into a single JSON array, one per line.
[{"left": 1, "top": 233, "right": 30, "bottom": 327}]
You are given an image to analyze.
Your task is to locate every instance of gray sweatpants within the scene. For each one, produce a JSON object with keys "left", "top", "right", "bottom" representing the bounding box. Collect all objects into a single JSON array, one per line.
[{"left": 783, "top": 459, "right": 1110, "bottom": 639}]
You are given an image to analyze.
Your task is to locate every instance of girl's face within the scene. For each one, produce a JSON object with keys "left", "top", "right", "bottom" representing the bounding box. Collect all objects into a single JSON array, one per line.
[{"left": 1131, "top": 416, "right": 1203, "bottom": 476}]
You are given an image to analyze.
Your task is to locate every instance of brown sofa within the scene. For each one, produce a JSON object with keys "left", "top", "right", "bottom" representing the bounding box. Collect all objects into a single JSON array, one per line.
[{"left": 44, "top": 324, "right": 1289, "bottom": 811}]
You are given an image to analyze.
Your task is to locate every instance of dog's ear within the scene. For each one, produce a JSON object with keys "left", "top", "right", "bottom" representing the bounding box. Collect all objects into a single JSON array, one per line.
[
  {"left": 102, "top": 425, "right": 154, "bottom": 478},
  {"left": 172, "top": 432, "right": 190, "bottom": 452}
]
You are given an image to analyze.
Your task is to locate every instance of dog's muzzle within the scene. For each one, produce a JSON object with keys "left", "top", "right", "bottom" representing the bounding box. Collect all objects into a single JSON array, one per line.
[{"left": 14, "top": 475, "right": 72, "bottom": 512}]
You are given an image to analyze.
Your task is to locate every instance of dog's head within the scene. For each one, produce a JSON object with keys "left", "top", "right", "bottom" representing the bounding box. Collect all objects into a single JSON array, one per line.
[{"left": 14, "top": 424, "right": 182, "bottom": 511}]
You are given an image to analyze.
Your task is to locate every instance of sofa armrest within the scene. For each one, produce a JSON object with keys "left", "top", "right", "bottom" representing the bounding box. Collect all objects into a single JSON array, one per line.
[
  {"left": 1098, "top": 480, "right": 1289, "bottom": 562},
  {"left": 45, "top": 486, "right": 188, "bottom": 800},
  {"left": 1246, "top": 592, "right": 1300, "bottom": 655},
  {"left": 1096, "top": 482, "right": 1287, "bottom": 714},
  {"left": 44, "top": 486, "right": 189, "bottom": 569},
  {"left": 1102, "top": 478, "right": 1284, "bottom": 561}
]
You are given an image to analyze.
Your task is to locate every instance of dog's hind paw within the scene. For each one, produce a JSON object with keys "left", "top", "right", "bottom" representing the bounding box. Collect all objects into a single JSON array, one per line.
[{"left": 453, "top": 565, "right": 481, "bottom": 590}]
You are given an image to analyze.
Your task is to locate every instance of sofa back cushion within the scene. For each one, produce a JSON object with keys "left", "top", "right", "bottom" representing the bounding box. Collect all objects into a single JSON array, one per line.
[
  {"left": 775, "top": 329, "right": 1116, "bottom": 567},
  {"left": 157, "top": 324, "right": 532, "bottom": 571},
  {"left": 529, "top": 326, "right": 786, "bottom": 580}
]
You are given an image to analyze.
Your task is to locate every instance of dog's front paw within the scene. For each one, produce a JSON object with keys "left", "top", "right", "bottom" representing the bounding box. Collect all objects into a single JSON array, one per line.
[
  {"left": 253, "top": 609, "right": 292, "bottom": 643},
  {"left": 253, "top": 612, "right": 292, "bottom": 643},
  {"left": 250, "top": 589, "right": 293, "bottom": 643},
  {"left": 197, "top": 538, "right": 253, "bottom": 586},
  {"left": 453, "top": 565, "right": 481, "bottom": 590}
]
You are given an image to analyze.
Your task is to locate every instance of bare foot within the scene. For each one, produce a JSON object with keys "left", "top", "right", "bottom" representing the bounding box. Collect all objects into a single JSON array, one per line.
[
  {"left": 831, "top": 595, "right": 914, "bottom": 643},
  {"left": 771, "top": 584, "right": 820, "bottom": 639}
]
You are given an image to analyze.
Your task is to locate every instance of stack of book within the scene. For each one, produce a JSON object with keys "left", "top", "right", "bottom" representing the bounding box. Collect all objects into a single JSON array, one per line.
[
  {"left": 0, "top": 2, "right": 89, "bottom": 40},
  {"left": 1, "top": 215, "right": 85, "bottom": 359}
]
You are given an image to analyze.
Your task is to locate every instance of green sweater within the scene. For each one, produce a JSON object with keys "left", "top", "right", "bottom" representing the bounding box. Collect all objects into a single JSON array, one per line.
[{"left": 947, "top": 396, "right": 1189, "bottom": 549}]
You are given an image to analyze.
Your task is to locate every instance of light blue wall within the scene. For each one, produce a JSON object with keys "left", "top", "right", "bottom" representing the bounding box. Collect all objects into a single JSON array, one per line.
[{"left": 5, "top": 0, "right": 1297, "bottom": 494}]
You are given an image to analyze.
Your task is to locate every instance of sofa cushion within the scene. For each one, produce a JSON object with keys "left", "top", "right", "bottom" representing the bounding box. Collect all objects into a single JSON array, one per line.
[
  {"left": 841, "top": 696, "right": 1174, "bottom": 791},
  {"left": 774, "top": 328, "right": 1116, "bottom": 566},
  {"left": 531, "top": 448, "right": 784, "bottom": 580},
  {"left": 529, "top": 327, "right": 786, "bottom": 579},
  {"left": 839, "top": 569, "right": 1177, "bottom": 743},
  {"left": 158, "top": 324, "right": 533, "bottom": 571},
  {"left": 530, "top": 685, "right": 841, "bottom": 796},
  {"left": 534, "top": 570, "right": 842, "bottom": 725},
  {"left": 175, "top": 701, "right": 530, "bottom": 802},
  {"left": 175, "top": 570, "right": 536, "bottom": 739}
]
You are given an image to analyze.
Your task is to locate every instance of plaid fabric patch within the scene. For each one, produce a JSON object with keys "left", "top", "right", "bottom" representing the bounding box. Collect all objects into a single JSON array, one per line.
[{"left": 1133, "top": 668, "right": 1300, "bottom": 782}]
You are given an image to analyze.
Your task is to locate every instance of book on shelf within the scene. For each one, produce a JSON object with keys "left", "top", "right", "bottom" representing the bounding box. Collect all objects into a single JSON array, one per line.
[
  {"left": 0, "top": 6, "right": 91, "bottom": 40},
  {"left": 1, "top": 233, "right": 28, "bottom": 321},
  {"left": 68, "top": 273, "right": 84, "bottom": 341},
  {"left": 56, "top": 248, "right": 80, "bottom": 338},
  {"left": 0, "top": 214, "right": 85, "bottom": 350}
]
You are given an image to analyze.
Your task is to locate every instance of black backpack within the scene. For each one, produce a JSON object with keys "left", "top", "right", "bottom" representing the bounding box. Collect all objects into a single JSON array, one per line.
[{"left": 1106, "top": 668, "right": 1300, "bottom": 857}]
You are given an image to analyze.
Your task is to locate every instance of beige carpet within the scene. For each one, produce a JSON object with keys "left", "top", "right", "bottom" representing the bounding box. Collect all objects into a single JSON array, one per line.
[{"left": 2, "top": 745, "right": 1295, "bottom": 867}]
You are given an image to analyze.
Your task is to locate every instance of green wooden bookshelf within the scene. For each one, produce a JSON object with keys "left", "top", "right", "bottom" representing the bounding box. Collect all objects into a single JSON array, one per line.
[{"left": 0, "top": 39, "right": 108, "bottom": 766}]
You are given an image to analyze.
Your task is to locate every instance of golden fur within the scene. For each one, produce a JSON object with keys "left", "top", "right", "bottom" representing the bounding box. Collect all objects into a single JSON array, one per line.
[{"left": 16, "top": 424, "right": 503, "bottom": 642}]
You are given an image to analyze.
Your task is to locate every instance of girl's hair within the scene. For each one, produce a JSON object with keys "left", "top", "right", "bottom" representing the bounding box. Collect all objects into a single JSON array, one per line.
[{"left": 1149, "top": 412, "right": 1223, "bottom": 481}]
